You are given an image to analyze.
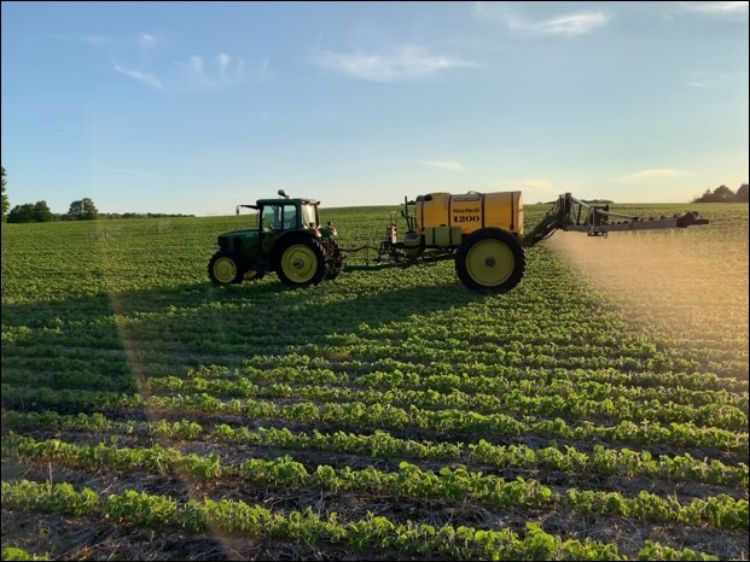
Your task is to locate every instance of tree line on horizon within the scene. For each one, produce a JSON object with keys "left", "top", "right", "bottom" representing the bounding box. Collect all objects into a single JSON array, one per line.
[
  {"left": 1, "top": 166, "right": 747, "bottom": 224},
  {"left": 1, "top": 166, "right": 193, "bottom": 223}
]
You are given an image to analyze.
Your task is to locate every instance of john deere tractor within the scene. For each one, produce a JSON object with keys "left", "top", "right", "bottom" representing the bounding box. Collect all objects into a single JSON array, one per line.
[{"left": 208, "top": 190, "right": 343, "bottom": 288}]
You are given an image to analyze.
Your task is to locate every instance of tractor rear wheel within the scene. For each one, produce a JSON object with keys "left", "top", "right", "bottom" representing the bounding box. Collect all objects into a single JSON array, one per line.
[
  {"left": 455, "top": 228, "right": 525, "bottom": 292},
  {"left": 208, "top": 251, "right": 244, "bottom": 286},
  {"left": 322, "top": 238, "right": 344, "bottom": 280},
  {"left": 274, "top": 235, "right": 327, "bottom": 288}
]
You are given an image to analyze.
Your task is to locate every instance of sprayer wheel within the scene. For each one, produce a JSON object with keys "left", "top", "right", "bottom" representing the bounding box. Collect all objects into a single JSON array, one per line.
[{"left": 455, "top": 228, "right": 525, "bottom": 292}]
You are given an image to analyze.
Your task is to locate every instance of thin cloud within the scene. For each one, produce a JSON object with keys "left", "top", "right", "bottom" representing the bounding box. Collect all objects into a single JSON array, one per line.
[
  {"left": 175, "top": 53, "right": 245, "bottom": 89},
  {"left": 679, "top": 1, "right": 748, "bottom": 15},
  {"left": 218, "top": 53, "right": 231, "bottom": 78},
  {"left": 139, "top": 33, "right": 158, "bottom": 49},
  {"left": 114, "top": 64, "right": 164, "bottom": 90},
  {"left": 687, "top": 70, "right": 742, "bottom": 89},
  {"left": 421, "top": 160, "right": 464, "bottom": 172},
  {"left": 310, "top": 46, "right": 479, "bottom": 83},
  {"left": 258, "top": 57, "right": 270, "bottom": 82},
  {"left": 620, "top": 169, "right": 689, "bottom": 181},
  {"left": 474, "top": 3, "right": 610, "bottom": 36}
]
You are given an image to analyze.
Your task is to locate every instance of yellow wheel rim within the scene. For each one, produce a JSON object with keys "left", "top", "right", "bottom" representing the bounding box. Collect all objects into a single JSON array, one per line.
[
  {"left": 281, "top": 244, "right": 318, "bottom": 283},
  {"left": 466, "top": 239, "right": 515, "bottom": 287},
  {"left": 213, "top": 256, "right": 237, "bottom": 284}
]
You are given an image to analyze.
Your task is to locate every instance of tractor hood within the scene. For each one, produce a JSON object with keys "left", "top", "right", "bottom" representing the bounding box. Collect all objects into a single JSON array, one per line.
[{"left": 218, "top": 229, "right": 258, "bottom": 251}]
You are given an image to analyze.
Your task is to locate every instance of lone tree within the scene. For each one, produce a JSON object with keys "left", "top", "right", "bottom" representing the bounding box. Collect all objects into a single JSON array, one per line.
[
  {"left": 33, "top": 200, "right": 53, "bottom": 222},
  {"left": 68, "top": 198, "right": 99, "bottom": 220},
  {"left": 1, "top": 166, "right": 8, "bottom": 219},
  {"left": 734, "top": 183, "right": 748, "bottom": 203},
  {"left": 712, "top": 185, "right": 735, "bottom": 201}
]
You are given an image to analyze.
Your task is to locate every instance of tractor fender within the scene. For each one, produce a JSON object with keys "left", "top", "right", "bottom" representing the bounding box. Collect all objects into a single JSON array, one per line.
[{"left": 268, "top": 229, "right": 320, "bottom": 261}]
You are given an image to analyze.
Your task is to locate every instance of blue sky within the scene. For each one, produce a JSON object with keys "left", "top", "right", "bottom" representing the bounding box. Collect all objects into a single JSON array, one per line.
[{"left": 2, "top": 1, "right": 748, "bottom": 215}]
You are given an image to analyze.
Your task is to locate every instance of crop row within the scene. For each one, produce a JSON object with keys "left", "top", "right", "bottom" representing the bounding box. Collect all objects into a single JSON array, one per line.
[
  {"left": 244, "top": 356, "right": 748, "bottom": 394},
  {"left": 6, "top": 333, "right": 725, "bottom": 379},
  {"left": 5, "top": 433, "right": 747, "bottom": 531},
  {"left": 3, "top": 342, "right": 745, "bottom": 397},
  {"left": 1, "top": 479, "right": 718, "bottom": 561},
  {"left": 5, "top": 324, "right": 721, "bottom": 373},
  {"left": 5, "top": 310, "right": 746, "bottom": 378},
  {"left": 144, "top": 374, "right": 748, "bottom": 431},
  {"left": 3, "top": 384, "right": 747, "bottom": 456},
  {"left": 5, "top": 360, "right": 747, "bottom": 415},
  {"left": 228, "top": 364, "right": 750, "bottom": 410},
  {"left": 3, "top": 384, "right": 747, "bottom": 453},
  {"left": 301, "top": 341, "right": 709, "bottom": 376},
  {"left": 4, "top": 410, "right": 746, "bottom": 487},
  {"left": 9, "top": 409, "right": 750, "bottom": 489}
]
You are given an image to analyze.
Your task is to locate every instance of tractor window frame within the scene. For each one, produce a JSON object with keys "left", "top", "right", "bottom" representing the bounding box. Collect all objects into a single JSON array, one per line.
[
  {"left": 260, "top": 204, "right": 298, "bottom": 233},
  {"left": 282, "top": 205, "right": 298, "bottom": 230}
]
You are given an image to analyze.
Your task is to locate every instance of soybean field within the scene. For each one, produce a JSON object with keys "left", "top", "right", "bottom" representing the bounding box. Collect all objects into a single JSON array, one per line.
[{"left": 1, "top": 202, "right": 748, "bottom": 561}]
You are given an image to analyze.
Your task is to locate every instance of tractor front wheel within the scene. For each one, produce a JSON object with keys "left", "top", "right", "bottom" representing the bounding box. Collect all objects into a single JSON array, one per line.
[
  {"left": 208, "top": 251, "right": 244, "bottom": 286},
  {"left": 455, "top": 228, "right": 525, "bottom": 293},
  {"left": 274, "top": 235, "right": 327, "bottom": 288}
]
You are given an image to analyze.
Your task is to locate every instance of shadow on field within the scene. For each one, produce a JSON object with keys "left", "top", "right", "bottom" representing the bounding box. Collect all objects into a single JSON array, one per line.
[{"left": 2, "top": 275, "right": 485, "bottom": 385}]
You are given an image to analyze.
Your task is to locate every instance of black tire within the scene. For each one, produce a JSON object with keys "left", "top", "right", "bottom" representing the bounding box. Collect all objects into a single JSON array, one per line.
[
  {"left": 455, "top": 228, "right": 525, "bottom": 293},
  {"left": 208, "top": 251, "right": 244, "bottom": 286},
  {"left": 273, "top": 234, "right": 327, "bottom": 288},
  {"left": 322, "top": 238, "right": 344, "bottom": 280}
]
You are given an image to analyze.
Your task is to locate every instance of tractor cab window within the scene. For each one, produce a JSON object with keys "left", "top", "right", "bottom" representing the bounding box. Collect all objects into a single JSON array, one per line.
[
  {"left": 301, "top": 204, "right": 317, "bottom": 229},
  {"left": 261, "top": 205, "right": 297, "bottom": 232},
  {"left": 261, "top": 206, "right": 280, "bottom": 232},
  {"left": 283, "top": 206, "right": 298, "bottom": 229}
]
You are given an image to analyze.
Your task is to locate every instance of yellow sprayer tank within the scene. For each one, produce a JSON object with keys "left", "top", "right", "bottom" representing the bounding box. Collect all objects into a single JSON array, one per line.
[{"left": 415, "top": 191, "right": 524, "bottom": 236}]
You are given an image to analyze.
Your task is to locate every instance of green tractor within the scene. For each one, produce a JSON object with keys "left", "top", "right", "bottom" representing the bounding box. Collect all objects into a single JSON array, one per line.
[{"left": 208, "top": 190, "right": 343, "bottom": 288}]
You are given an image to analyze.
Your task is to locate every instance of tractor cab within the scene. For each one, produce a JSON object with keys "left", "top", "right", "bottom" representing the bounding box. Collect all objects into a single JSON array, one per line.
[
  {"left": 256, "top": 197, "right": 321, "bottom": 234},
  {"left": 208, "top": 190, "right": 343, "bottom": 288}
]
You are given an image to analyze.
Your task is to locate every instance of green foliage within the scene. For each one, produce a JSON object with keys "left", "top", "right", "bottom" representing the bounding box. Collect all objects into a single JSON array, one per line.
[
  {"left": 67, "top": 197, "right": 98, "bottom": 220},
  {"left": 1, "top": 165, "right": 8, "bottom": 218},
  {"left": 3, "top": 411, "right": 742, "bottom": 490},
  {"left": 1, "top": 547, "right": 49, "bottom": 561},
  {"left": 4, "top": 434, "right": 747, "bottom": 530},
  {"left": 0, "top": 480, "right": 721, "bottom": 560},
  {"left": 32, "top": 201, "right": 53, "bottom": 222},
  {"left": 6, "top": 200, "right": 53, "bottom": 223}
]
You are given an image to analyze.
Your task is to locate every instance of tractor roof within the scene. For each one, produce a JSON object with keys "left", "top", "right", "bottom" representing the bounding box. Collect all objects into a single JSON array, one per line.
[{"left": 256, "top": 198, "right": 320, "bottom": 206}]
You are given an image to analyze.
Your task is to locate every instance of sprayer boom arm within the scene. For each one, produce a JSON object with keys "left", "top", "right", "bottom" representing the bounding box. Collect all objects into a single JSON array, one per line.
[{"left": 523, "top": 193, "right": 708, "bottom": 248}]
